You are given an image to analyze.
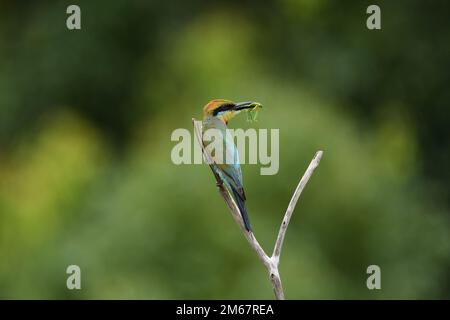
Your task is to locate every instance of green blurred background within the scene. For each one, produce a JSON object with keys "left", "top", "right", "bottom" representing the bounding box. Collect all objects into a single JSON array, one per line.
[{"left": 0, "top": 0, "right": 449, "bottom": 299}]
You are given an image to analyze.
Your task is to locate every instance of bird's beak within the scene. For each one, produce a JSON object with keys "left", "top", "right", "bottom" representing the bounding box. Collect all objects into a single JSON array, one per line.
[{"left": 234, "top": 101, "right": 262, "bottom": 111}]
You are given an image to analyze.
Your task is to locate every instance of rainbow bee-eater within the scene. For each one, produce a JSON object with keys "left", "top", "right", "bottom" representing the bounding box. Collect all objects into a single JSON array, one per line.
[{"left": 202, "top": 99, "right": 262, "bottom": 232}]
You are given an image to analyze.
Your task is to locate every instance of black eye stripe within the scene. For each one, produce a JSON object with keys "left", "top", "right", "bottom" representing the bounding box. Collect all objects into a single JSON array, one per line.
[{"left": 213, "top": 103, "right": 234, "bottom": 116}]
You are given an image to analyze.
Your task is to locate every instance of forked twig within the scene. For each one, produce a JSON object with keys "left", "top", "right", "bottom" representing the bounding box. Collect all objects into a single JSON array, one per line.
[{"left": 193, "top": 118, "right": 323, "bottom": 299}]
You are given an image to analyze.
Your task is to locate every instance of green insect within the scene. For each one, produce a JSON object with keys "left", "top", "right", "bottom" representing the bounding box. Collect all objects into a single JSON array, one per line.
[{"left": 245, "top": 103, "right": 263, "bottom": 122}]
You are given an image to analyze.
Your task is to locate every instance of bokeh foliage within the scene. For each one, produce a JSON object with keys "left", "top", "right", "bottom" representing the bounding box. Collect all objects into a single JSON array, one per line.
[{"left": 0, "top": 0, "right": 449, "bottom": 299}]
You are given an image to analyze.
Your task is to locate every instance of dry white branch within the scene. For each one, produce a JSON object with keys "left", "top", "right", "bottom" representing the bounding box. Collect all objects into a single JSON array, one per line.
[
  {"left": 193, "top": 118, "right": 322, "bottom": 300},
  {"left": 272, "top": 150, "right": 323, "bottom": 259}
]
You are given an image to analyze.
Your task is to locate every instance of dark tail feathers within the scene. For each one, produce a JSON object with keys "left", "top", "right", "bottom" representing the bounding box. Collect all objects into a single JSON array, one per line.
[{"left": 231, "top": 189, "right": 252, "bottom": 232}]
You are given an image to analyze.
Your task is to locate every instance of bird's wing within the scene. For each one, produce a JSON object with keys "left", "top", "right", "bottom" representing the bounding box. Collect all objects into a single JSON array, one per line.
[
  {"left": 217, "top": 129, "right": 246, "bottom": 200},
  {"left": 202, "top": 118, "right": 246, "bottom": 200},
  {"left": 217, "top": 163, "right": 246, "bottom": 200}
]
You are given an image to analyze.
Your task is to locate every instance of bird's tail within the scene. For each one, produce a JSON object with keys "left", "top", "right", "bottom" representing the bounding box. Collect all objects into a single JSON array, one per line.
[{"left": 231, "top": 189, "right": 252, "bottom": 232}]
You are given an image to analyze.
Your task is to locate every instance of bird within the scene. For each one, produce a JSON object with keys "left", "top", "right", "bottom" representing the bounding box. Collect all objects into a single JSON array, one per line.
[{"left": 202, "top": 99, "right": 261, "bottom": 232}]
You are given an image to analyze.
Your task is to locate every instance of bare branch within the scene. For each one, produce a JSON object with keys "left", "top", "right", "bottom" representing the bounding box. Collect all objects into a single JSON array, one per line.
[
  {"left": 272, "top": 151, "right": 323, "bottom": 259},
  {"left": 270, "top": 268, "right": 284, "bottom": 300},
  {"left": 192, "top": 118, "right": 322, "bottom": 300}
]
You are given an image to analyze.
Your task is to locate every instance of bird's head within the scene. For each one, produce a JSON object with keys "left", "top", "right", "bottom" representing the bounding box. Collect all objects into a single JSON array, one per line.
[{"left": 203, "top": 99, "right": 262, "bottom": 124}]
